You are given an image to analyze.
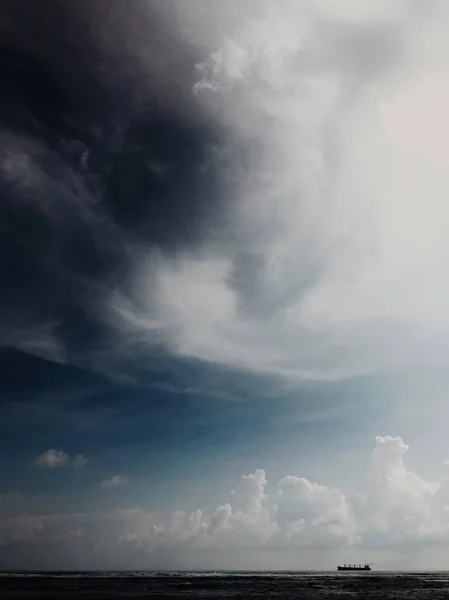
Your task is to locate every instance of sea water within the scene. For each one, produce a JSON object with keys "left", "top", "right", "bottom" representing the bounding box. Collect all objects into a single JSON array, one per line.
[{"left": 2, "top": 570, "right": 449, "bottom": 599}]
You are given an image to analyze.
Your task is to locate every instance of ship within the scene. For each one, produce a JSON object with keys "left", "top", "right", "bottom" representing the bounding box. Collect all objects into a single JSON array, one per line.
[{"left": 337, "top": 564, "right": 371, "bottom": 571}]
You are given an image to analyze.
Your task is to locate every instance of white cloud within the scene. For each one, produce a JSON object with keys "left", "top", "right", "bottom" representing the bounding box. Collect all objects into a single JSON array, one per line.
[
  {"left": 15, "top": 436, "right": 449, "bottom": 568},
  {"left": 277, "top": 476, "right": 360, "bottom": 547},
  {"left": 100, "top": 474, "right": 128, "bottom": 489},
  {"left": 112, "top": 0, "right": 449, "bottom": 384},
  {"left": 35, "top": 450, "right": 88, "bottom": 469},
  {"left": 35, "top": 449, "right": 70, "bottom": 469}
]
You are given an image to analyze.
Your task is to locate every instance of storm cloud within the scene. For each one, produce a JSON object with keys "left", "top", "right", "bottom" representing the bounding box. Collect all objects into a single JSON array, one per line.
[
  {"left": 0, "top": 0, "right": 229, "bottom": 368},
  {"left": 2, "top": 0, "right": 449, "bottom": 385}
]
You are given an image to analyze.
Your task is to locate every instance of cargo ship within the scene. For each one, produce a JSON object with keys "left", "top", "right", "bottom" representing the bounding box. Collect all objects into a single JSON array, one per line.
[{"left": 337, "top": 564, "right": 371, "bottom": 571}]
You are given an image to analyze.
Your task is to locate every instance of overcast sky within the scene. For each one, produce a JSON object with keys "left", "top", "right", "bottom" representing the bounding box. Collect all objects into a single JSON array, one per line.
[{"left": 2, "top": 0, "right": 449, "bottom": 570}]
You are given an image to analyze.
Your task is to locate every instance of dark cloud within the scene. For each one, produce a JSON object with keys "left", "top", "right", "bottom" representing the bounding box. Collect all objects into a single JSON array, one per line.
[
  {"left": 0, "top": 349, "right": 111, "bottom": 397},
  {"left": 0, "top": 0, "right": 229, "bottom": 366}
]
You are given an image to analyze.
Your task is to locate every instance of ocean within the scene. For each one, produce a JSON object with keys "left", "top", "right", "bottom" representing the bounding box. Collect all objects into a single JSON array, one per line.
[{"left": 2, "top": 571, "right": 449, "bottom": 599}]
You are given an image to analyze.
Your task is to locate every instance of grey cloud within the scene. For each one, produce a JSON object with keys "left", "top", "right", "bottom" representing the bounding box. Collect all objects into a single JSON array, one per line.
[
  {"left": 35, "top": 449, "right": 70, "bottom": 469},
  {"left": 0, "top": 0, "right": 232, "bottom": 368},
  {"left": 100, "top": 475, "right": 128, "bottom": 489},
  {"left": 114, "top": 0, "right": 449, "bottom": 384},
  {"left": 72, "top": 454, "right": 89, "bottom": 469},
  {"left": 2, "top": 0, "right": 448, "bottom": 388},
  {"left": 35, "top": 449, "right": 88, "bottom": 469}
]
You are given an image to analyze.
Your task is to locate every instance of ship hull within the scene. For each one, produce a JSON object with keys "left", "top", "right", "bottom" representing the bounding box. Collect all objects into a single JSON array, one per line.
[{"left": 337, "top": 566, "right": 371, "bottom": 572}]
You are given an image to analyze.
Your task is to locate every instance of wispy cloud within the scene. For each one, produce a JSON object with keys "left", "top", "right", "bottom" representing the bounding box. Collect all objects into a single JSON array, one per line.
[
  {"left": 104, "top": 0, "right": 449, "bottom": 385},
  {"left": 72, "top": 454, "right": 89, "bottom": 469},
  {"left": 3, "top": 0, "right": 449, "bottom": 388},
  {"left": 100, "top": 474, "right": 128, "bottom": 489}
]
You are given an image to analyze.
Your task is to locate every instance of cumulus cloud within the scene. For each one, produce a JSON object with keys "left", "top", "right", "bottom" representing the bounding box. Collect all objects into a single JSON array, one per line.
[
  {"left": 35, "top": 450, "right": 88, "bottom": 469},
  {"left": 100, "top": 475, "right": 128, "bottom": 489},
  {"left": 35, "top": 449, "right": 70, "bottom": 469},
  {"left": 12, "top": 436, "right": 449, "bottom": 569},
  {"left": 277, "top": 476, "right": 359, "bottom": 548}
]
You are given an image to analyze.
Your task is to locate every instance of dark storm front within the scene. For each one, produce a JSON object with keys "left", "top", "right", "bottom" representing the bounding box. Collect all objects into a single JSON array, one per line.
[{"left": 3, "top": 572, "right": 449, "bottom": 599}]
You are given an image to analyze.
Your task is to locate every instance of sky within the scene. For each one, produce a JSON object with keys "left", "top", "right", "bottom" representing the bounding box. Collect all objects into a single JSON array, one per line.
[{"left": 2, "top": 0, "right": 449, "bottom": 571}]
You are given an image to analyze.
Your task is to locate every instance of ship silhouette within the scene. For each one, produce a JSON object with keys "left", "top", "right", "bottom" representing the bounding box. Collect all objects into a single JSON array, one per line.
[{"left": 337, "top": 563, "right": 371, "bottom": 571}]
